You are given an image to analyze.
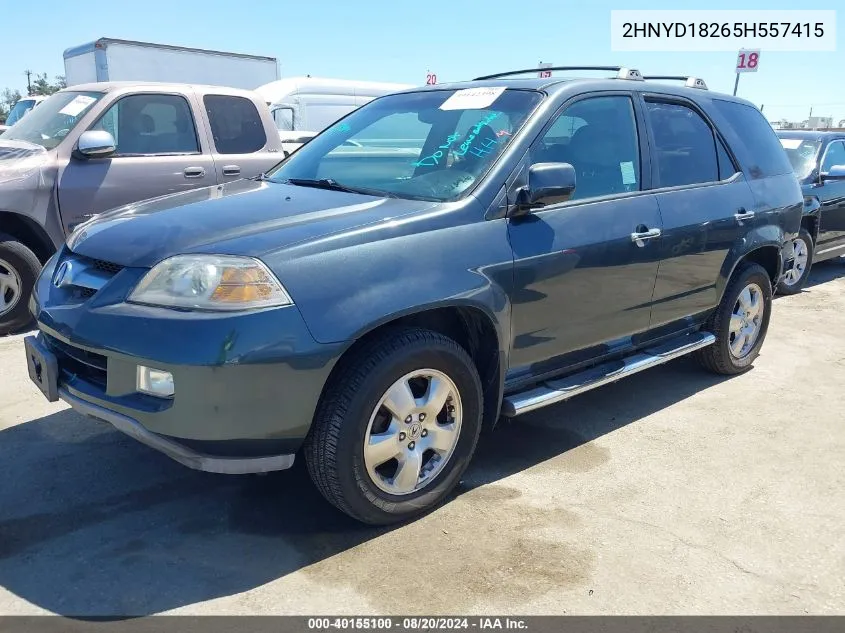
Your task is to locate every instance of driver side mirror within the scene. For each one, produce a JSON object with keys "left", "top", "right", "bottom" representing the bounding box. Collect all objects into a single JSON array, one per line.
[
  {"left": 76, "top": 130, "right": 116, "bottom": 159},
  {"left": 821, "top": 164, "right": 845, "bottom": 181},
  {"left": 512, "top": 163, "right": 577, "bottom": 215}
]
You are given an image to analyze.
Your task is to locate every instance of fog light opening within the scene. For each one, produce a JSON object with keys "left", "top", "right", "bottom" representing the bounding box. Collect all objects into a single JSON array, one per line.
[{"left": 137, "top": 365, "right": 174, "bottom": 398}]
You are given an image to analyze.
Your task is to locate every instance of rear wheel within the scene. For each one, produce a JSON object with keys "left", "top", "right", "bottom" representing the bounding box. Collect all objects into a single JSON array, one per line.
[
  {"left": 696, "top": 262, "right": 772, "bottom": 375},
  {"left": 0, "top": 234, "right": 41, "bottom": 336},
  {"left": 776, "top": 228, "right": 814, "bottom": 295},
  {"left": 304, "top": 327, "right": 483, "bottom": 525}
]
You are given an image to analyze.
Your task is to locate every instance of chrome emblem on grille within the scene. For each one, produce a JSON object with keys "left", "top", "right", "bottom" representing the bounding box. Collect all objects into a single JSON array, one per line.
[{"left": 53, "top": 260, "right": 74, "bottom": 288}]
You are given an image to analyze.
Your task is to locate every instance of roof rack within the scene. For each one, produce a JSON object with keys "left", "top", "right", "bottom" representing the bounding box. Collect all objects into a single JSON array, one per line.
[
  {"left": 642, "top": 76, "right": 708, "bottom": 90},
  {"left": 473, "top": 66, "right": 643, "bottom": 81}
]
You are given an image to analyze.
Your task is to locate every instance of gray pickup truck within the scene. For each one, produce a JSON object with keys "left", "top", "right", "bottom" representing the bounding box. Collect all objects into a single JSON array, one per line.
[{"left": 0, "top": 81, "right": 285, "bottom": 334}]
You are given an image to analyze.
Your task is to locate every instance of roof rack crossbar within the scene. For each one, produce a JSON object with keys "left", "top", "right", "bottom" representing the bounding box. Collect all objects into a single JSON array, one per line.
[
  {"left": 642, "top": 75, "right": 708, "bottom": 90},
  {"left": 474, "top": 66, "right": 631, "bottom": 81}
]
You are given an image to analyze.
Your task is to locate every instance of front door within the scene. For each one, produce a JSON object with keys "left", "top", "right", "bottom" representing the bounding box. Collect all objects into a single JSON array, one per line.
[
  {"left": 57, "top": 92, "right": 216, "bottom": 233},
  {"left": 200, "top": 93, "right": 283, "bottom": 183},
  {"left": 814, "top": 139, "right": 845, "bottom": 259},
  {"left": 507, "top": 94, "right": 662, "bottom": 381}
]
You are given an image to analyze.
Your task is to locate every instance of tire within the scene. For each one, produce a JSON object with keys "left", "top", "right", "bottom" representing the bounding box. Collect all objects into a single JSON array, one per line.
[
  {"left": 304, "top": 327, "right": 483, "bottom": 525},
  {"left": 696, "top": 262, "right": 772, "bottom": 376},
  {"left": 0, "top": 234, "right": 41, "bottom": 336},
  {"left": 776, "top": 228, "right": 814, "bottom": 295}
]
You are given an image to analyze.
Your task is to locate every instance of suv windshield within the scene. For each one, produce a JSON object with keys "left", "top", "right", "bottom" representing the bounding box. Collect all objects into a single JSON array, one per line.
[
  {"left": 778, "top": 136, "right": 822, "bottom": 180},
  {"left": 3, "top": 91, "right": 103, "bottom": 149},
  {"left": 5, "top": 98, "right": 39, "bottom": 126},
  {"left": 266, "top": 88, "right": 544, "bottom": 201}
]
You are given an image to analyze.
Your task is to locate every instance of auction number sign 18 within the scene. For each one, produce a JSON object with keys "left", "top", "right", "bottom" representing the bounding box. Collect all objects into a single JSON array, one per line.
[{"left": 735, "top": 49, "right": 761, "bottom": 73}]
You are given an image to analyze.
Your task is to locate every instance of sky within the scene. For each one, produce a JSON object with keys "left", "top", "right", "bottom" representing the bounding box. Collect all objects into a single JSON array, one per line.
[{"left": 2, "top": 0, "right": 843, "bottom": 124}]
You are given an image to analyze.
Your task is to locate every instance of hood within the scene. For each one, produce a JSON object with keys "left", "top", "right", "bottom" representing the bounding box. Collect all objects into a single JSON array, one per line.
[
  {"left": 0, "top": 138, "right": 49, "bottom": 185},
  {"left": 68, "top": 178, "right": 439, "bottom": 268}
]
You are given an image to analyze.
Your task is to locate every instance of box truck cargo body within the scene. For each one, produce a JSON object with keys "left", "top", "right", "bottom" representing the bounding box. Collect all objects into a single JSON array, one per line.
[{"left": 63, "top": 38, "right": 279, "bottom": 90}]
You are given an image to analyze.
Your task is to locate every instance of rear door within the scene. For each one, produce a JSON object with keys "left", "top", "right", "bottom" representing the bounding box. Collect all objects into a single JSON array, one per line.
[
  {"left": 641, "top": 96, "right": 756, "bottom": 330},
  {"left": 815, "top": 139, "right": 845, "bottom": 258},
  {"left": 57, "top": 91, "right": 216, "bottom": 232},
  {"left": 200, "top": 93, "right": 283, "bottom": 182}
]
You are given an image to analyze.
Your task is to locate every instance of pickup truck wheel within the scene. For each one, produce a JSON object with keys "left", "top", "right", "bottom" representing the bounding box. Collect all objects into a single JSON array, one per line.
[
  {"left": 0, "top": 235, "right": 41, "bottom": 336},
  {"left": 304, "top": 327, "right": 483, "bottom": 525},
  {"left": 776, "top": 229, "right": 813, "bottom": 295},
  {"left": 696, "top": 262, "right": 772, "bottom": 376}
]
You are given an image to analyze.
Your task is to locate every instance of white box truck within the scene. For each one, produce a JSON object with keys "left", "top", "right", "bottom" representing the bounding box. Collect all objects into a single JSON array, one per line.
[{"left": 63, "top": 38, "right": 279, "bottom": 90}]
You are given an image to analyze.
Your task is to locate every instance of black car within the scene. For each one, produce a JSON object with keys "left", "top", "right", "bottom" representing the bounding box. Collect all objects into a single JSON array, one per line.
[
  {"left": 775, "top": 130, "right": 845, "bottom": 293},
  {"left": 24, "top": 67, "right": 802, "bottom": 525}
]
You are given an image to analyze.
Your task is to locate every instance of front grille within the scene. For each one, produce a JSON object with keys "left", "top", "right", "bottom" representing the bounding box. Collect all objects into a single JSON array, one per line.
[
  {"left": 43, "top": 333, "right": 108, "bottom": 389},
  {"left": 89, "top": 258, "right": 124, "bottom": 275}
]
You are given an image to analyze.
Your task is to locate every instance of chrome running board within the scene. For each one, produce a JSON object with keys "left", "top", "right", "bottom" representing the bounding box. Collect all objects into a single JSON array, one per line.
[{"left": 501, "top": 331, "right": 716, "bottom": 417}]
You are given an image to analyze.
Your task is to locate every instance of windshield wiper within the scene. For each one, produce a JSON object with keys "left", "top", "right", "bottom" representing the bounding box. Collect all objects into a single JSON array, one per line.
[{"left": 284, "top": 178, "right": 396, "bottom": 198}]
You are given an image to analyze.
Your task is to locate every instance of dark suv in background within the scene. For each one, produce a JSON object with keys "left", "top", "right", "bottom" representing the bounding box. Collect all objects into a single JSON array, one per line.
[
  {"left": 25, "top": 67, "right": 802, "bottom": 525},
  {"left": 775, "top": 130, "right": 845, "bottom": 293}
]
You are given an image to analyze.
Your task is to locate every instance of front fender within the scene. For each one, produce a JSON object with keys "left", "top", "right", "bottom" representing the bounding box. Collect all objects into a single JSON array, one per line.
[{"left": 269, "top": 209, "right": 515, "bottom": 360}]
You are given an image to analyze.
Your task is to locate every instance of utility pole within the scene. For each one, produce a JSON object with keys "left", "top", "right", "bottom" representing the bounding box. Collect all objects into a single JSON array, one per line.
[{"left": 24, "top": 69, "right": 32, "bottom": 96}]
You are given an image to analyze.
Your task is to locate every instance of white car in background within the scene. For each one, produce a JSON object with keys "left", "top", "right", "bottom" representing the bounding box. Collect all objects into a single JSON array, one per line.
[{"left": 0, "top": 96, "right": 48, "bottom": 134}]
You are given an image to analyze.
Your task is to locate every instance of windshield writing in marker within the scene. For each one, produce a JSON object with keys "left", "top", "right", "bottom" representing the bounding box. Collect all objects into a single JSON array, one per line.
[{"left": 411, "top": 112, "right": 503, "bottom": 167}]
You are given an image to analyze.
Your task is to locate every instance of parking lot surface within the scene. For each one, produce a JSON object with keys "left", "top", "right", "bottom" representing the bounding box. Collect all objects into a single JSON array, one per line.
[{"left": 0, "top": 264, "right": 843, "bottom": 616}]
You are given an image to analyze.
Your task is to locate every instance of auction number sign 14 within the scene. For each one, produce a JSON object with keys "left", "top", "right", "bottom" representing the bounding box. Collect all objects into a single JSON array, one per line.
[{"left": 733, "top": 48, "right": 760, "bottom": 96}]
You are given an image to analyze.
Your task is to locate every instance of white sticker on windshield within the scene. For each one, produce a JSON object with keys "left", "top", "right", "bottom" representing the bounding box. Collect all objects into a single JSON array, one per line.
[
  {"left": 58, "top": 95, "right": 96, "bottom": 117},
  {"left": 620, "top": 161, "right": 636, "bottom": 185},
  {"left": 779, "top": 138, "right": 802, "bottom": 149},
  {"left": 439, "top": 87, "right": 506, "bottom": 111}
]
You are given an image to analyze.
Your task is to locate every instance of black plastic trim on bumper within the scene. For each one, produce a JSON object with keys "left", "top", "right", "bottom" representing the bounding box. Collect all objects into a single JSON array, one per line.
[{"left": 59, "top": 388, "right": 296, "bottom": 475}]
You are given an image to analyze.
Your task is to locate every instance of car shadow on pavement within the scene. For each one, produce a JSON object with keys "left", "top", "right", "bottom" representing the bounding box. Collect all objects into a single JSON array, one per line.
[
  {"left": 805, "top": 258, "right": 845, "bottom": 289},
  {"left": 0, "top": 357, "right": 730, "bottom": 617}
]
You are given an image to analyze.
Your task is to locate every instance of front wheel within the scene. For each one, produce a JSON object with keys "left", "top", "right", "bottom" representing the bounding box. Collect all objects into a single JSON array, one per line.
[
  {"left": 696, "top": 262, "right": 772, "bottom": 375},
  {"left": 304, "top": 327, "right": 483, "bottom": 525},
  {"left": 776, "top": 228, "right": 814, "bottom": 295},
  {"left": 0, "top": 234, "right": 42, "bottom": 336}
]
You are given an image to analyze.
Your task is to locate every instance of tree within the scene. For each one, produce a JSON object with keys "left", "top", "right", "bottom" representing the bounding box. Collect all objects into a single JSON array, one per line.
[
  {"left": 28, "top": 72, "right": 66, "bottom": 96},
  {"left": 0, "top": 87, "right": 22, "bottom": 124}
]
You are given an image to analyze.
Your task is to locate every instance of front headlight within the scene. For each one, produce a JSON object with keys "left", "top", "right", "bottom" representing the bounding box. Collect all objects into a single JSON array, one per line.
[{"left": 128, "top": 254, "right": 293, "bottom": 311}]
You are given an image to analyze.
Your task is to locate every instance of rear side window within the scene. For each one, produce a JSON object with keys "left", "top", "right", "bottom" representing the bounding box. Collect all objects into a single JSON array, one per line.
[
  {"left": 712, "top": 99, "right": 793, "bottom": 178},
  {"left": 717, "top": 137, "right": 738, "bottom": 180},
  {"left": 204, "top": 94, "right": 267, "bottom": 154},
  {"left": 645, "top": 101, "right": 718, "bottom": 188}
]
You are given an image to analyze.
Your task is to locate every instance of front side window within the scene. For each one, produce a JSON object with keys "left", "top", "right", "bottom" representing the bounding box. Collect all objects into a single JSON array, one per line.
[
  {"left": 531, "top": 95, "right": 641, "bottom": 201},
  {"left": 273, "top": 107, "right": 294, "bottom": 131},
  {"left": 821, "top": 140, "right": 845, "bottom": 173},
  {"left": 646, "top": 101, "right": 719, "bottom": 188},
  {"left": 204, "top": 94, "right": 267, "bottom": 154},
  {"left": 266, "top": 88, "right": 544, "bottom": 201},
  {"left": 3, "top": 91, "right": 103, "bottom": 149},
  {"left": 91, "top": 93, "right": 199, "bottom": 155}
]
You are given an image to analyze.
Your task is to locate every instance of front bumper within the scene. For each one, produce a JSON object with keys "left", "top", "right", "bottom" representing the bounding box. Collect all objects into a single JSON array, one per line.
[
  {"left": 60, "top": 386, "right": 294, "bottom": 474},
  {"left": 26, "top": 251, "right": 346, "bottom": 473}
]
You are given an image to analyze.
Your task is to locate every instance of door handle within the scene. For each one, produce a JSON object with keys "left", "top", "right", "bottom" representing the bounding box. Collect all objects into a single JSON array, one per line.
[
  {"left": 222, "top": 165, "right": 241, "bottom": 177},
  {"left": 184, "top": 166, "right": 205, "bottom": 179},
  {"left": 630, "top": 227, "right": 661, "bottom": 247},
  {"left": 734, "top": 209, "right": 755, "bottom": 221}
]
